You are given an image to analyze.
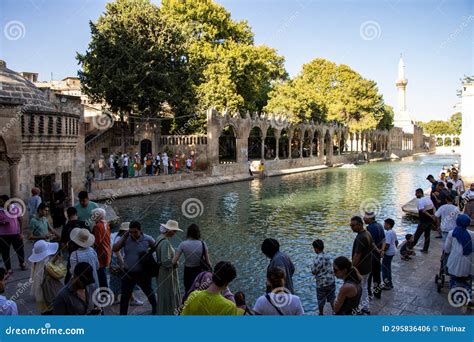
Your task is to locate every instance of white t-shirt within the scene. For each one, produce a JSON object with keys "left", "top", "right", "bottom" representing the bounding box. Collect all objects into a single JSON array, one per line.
[
  {"left": 253, "top": 293, "right": 304, "bottom": 316},
  {"left": 162, "top": 156, "right": 169, "bottom": 166},
  {"left": 417, "top": 196, "right": 434, "bottom": 211},
  {"left": 450, "top": 179, "right": 464, "bottom": 194},
  {"left": 435, "top": 204, "right": 460, "bottom": 232},
  {"left": 186, "top": 159, "right": 192, "bottom": 167},
  {"left": 384, "top": 229, "right": 398, "bottom": 256}
]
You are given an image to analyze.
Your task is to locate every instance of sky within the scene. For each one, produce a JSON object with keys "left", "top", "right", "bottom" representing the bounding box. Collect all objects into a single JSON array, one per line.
[{"left": 0, "top": 0, "right": 472, "bottom": 122}]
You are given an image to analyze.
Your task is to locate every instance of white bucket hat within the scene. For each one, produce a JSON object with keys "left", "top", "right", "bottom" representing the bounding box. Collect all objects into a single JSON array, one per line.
[
  {"left": 160, "top": 219, "right": 182, "bottom": 232},
  {"left": 70, "top": 228, "right": 95, "bottom": 248},
  {"left": 119, "top": 222, "right": 130, "bottom": 231},
  {"left": 28, "top": 240, "right": 58, "bottom": 263}
]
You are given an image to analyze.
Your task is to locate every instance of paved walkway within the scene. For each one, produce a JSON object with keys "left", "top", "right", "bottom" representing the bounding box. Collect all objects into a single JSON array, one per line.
[{"left": 3, "top": 230, "right": 473, "bottom": 315}]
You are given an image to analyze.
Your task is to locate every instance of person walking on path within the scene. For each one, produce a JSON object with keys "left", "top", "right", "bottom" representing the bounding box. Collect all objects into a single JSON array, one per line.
[
  {"left": 311, "top": 239, "right": 336, "bottom": 315},
  {"left": 91, "top": 208, "right": 111, "bottom": 289},
  {"left": 350, "top": 216, "right": 374, "bottom": 315},
  {"left": 113, "top": 221, "right": 157, "bottom": 315},
  {"left": 413, "top": 188, "right": 436, "bottom": 253},
  {"left": 27, "top": 187, "right": 42, "bottom": 222},
  {"left": 29, "top": 240, "right": 59, "bottom": 312},
  {"left": 53, "top": 262, "right": 99, "bottom": 315},
  {"left": 364, "top": 212, "right": 385, "bottom": 299},
  {"left": 98, "top": 155, "right": 106, "bottom": 181},
  {"left": 444, "top": 214, "right": 473, "bottom": 298},
  {"left": 261, "top": 238, "right": 295, "bottom": 294},
  {"left": 122, "top": 154, "right": 129, "bottom": 178},
  {"left": 333, "top": 256, "right": 362, "bottom": 315},
  {"left": 173, "top": 224, "right": 212, "bottom": 294},
  {"left": 0, "top": 195, "right": 26, "bottom": 277},
  {"left": 74, "top": 191, "right": 99, "bottom": 231},
  {"left": 381, "top": 218, "right": 398, "bottom": 289},
  {"left": 435, "top": 195, "right": 460, "bottom": 241},
  {"left": 50, "top": 182, "right": 66, "bottom": 229},
  {"left": 69, "top": 228, "right": 100, "bottom": 288},
  {"left": 156, "top": 220, "right": 182, "bottom": 315},
  {"left": 182, "top": 261, "right": 239, "bottom": 315},
  {"left": 28, "top": 203, "right": 59, "bottom": 241},
  {"left": 162, "top": 153, "right": 169, "bottom": 175}
]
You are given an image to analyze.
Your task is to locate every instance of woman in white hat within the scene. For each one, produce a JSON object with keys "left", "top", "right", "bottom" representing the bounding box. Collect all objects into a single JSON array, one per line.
[
  {"left": 29, "top": 240, "right": 59, "bottom": 311},
  {"left": 69, "top": 228, "right": 99, "bottom": 288},
  {"left": 156, "top": 219, "right": 182, "bottom": 315}
]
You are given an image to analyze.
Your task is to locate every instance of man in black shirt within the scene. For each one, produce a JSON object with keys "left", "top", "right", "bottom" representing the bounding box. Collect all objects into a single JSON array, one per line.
[{"left": 350, "top": 216, "right": 374, "bottom": 315}]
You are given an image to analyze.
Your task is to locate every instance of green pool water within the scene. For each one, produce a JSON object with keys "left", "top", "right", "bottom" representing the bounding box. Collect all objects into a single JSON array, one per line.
[{"left": 111, "top": 154, "right": 458, "bottom": 313}]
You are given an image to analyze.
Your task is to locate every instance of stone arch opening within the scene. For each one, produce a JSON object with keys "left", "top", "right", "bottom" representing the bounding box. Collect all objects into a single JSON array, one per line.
[
  {"left": 279, "top": 129, "right": 289, "bottom": 159},
  {"left": 303, "top": 130, "right": 311, "bottom": 157},
  {"left": 291, "top": 128, "right": 302, "bottom": 158},
  {"left": 324, "top": 131, "right": 331, "bottom": 156},
  {"left": 453, "top": 137, "right": 460, "bottom": 146},
  {"left": 313, "top": 130, "right": 320, "bottom": 157},
  {"left": 264, "top": 127, "right": 276, "bottom": 160},
  {"left": 444, "top": 137, "right": 452, "bottom": 146},
  {"left": 219, "top": 125, "right": 237, "bottom": 163},
  {"left": 248, "top": 126, "right": 263, "bottom": 160},
  {"left": 436, "top": 137, "right": 443, "bottom": 146},
  {"left": 140, "top": 139, "right": 152, "bottom": 158}
]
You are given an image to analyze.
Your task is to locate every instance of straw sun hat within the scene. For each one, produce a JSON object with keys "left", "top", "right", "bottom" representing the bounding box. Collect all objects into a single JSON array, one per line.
[
  {"left": 28, "top": 240, "right": 58, "bottom": 263},
  {"left": 119, "top": 222, "right": 130, "bottom": 231},
  {"left": 160, "top": 219, "right": 182, "bottom": 232},
  {"left": 70, "top": 228, "right": 95, "bottom": 248}
]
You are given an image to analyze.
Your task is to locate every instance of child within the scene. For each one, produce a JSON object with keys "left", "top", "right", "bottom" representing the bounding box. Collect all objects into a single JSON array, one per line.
[
  {"left": 311, "top": 239, "right": 336, "bottom": 315},
  {"left": 185, "top": 157, "right": 192, "bottom": 173},
  {"left": 382, "top": 218, "right": 398, "bottom": 290},
  {"left": 399, "top": 234, "right": 415, "bottom": 261}
]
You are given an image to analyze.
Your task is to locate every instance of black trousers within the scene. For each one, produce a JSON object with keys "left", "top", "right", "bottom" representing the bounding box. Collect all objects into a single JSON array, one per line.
[
  {"left": 183, "top": 266, "right": 202, "bottom": 294},
  {"left": 120, "top": 271, "right": 157, "bottom": 315},
  {"left": 413, "top": 222, "right": 432, "bottom": 251},
  {"left": 367, "top": 255, "right": 382, "bottom": 295},
  {"left": 0, "top": 234, "right": 25, "bottom": 270}
]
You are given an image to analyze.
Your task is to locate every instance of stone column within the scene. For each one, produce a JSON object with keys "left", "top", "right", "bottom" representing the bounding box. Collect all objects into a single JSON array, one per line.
[
  {"left": 318, "top": 134, "right": 324, "bottom": 160},
  {"left": 288, "top": 133, "right": 293, "bottom": 159},
  {"left": 274, "top": 131, "right": 280, "bottom": 160},
  {"left": 261, "top": 133, "right": 266, "bottom": 160},
  {"left": 8, "top": 155, "right": 21, "bottom": 199}
]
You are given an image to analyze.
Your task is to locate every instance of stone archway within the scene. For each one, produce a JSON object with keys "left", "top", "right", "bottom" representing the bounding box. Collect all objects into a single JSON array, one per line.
[
  {"left": 303, "top": 130, "right": 311, "bottom": 157},
  {"left": 264, "top": 127, "right": 276, "bottom": 160},
  {"left": 313, "top": 130, "right": 320, "bottom": 157},
  {"left": 291, "top": 128, "right": 302, "bottom": 158},
  {"left": 248, "top": 126, "right": 263, "bottom": 160},
  {"left": 279, "top": 129, "right": 289, "bottom": 159},
  {"left": 219, "top": 125, "right": 237, "bottom": 163},
  {"left": 140, "top": 139, "right": 152, "bottom": 158}
]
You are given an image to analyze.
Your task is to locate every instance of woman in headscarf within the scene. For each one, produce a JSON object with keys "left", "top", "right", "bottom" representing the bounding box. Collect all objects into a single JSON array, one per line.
[
  {"left": 444, "top": 214, "right": 473, "bottom": 295},
  {"left": 155, "top": 220, "right": 182, "bottom": 315},
  {"left": 50, "top": 182, "right": 66, "bottom": 229},
  {"left": 91, "top": 208, "right": 111, "bottom": 289},
  {"left": 27, "top": 187, "right": 42, "bottom": 222}
]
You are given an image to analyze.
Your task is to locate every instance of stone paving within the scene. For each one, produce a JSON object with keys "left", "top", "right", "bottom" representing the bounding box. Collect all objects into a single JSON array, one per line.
[{"left": 3, "top": 229, "right": 473, "bottom": 315}]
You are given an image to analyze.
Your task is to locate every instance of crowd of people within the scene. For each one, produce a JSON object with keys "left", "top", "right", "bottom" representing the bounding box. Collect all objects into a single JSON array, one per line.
[
  {"left": 86, "top": 152, "right": 196, "bottom": 184},
  {"left": 0, "top": 165, "right": 473, "bottom": 316}
]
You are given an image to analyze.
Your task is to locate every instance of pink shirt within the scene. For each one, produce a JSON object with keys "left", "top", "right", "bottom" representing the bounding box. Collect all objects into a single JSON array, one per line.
[{"left": 0, "top": 209, "right": 20, "bottom": 235}]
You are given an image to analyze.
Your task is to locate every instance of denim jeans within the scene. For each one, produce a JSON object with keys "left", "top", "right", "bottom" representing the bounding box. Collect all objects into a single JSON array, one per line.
[{"left": 382, "top": 254, "right": 394, "bottom": 286}]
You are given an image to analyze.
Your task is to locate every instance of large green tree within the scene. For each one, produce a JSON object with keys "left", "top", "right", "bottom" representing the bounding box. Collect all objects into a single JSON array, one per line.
[
  {"left": 77, "top": 0, "right": 192, "bottom": 118},
  {"left": 161, "top": 0, "right": 287, "bottom": 115},
  {"left": 265, "top": 58, "right": 390, "bottom": 131},
  {"left": 418, "top": 112, "right": 462, "bottom": 135}
]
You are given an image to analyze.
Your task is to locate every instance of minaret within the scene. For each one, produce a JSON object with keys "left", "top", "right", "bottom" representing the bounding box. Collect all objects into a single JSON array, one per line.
[
  {"left": 394, "top": 54, "right": 414, "bottom": 133},
  {"left": 396, "top": 54, "right": 407, "bottom": 112}
]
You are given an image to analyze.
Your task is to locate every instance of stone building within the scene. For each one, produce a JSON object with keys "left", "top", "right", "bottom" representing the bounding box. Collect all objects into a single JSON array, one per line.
[{"left": 0, "top": 60, "right": 84, "bottom": 204}]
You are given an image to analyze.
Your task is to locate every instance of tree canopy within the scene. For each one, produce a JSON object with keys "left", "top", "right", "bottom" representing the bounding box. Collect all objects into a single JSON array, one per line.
[
  {"left": 264, "top": 58, "right": 392, "bottom": 131},
  {"left": 418, "top": 112, "right": 462, "bottom": 135}
]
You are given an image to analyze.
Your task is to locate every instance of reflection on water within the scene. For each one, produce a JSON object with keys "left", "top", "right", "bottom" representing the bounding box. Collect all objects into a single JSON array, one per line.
[{"left": 111, "top": 154, "right": 457, "bottom": 313}]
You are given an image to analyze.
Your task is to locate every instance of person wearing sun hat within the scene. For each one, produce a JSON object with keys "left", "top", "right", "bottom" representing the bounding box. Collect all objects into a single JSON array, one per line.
[
  {"left": 156, "top": 219, "right": 182, "bottom": 315},
  {"left": 91, "top": 208, "right": 111, "bottom": 289},
  {"left": 29, "top": 240, "right": 59, "bottom": 311},
  {"left": 68, "top": 228, "right": 99, "bottom": 288}
]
